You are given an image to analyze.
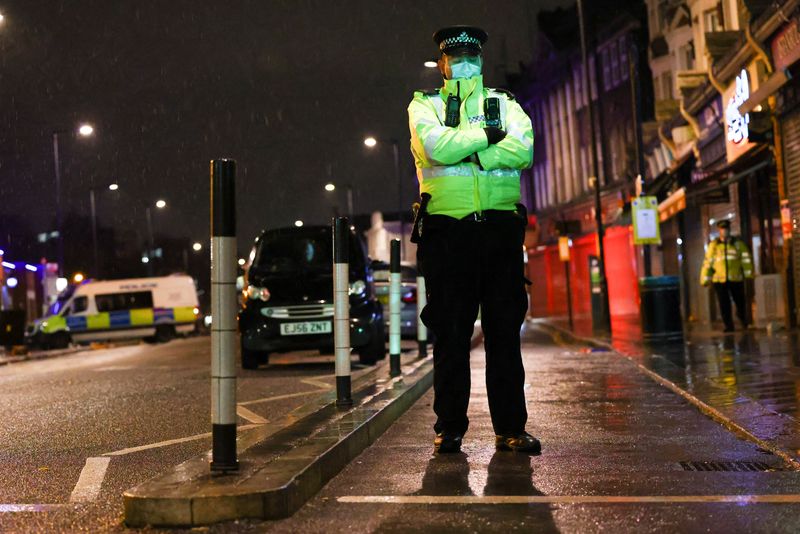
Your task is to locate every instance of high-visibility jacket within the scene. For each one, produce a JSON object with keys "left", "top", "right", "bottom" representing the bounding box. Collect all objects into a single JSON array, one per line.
[
  {"left": 407, "top": 75, "right": 534, "bottom": 219},
  {"left": 700, "top": 237, "right": 754, "bottom": 285}
]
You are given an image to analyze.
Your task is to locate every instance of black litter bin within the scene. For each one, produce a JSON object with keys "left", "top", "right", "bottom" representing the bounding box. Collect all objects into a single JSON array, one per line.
[
  {"left": 639, "top": 276, "right": 683, "bottom": 342},
  {"left": 0, "top": 310, "right": 26, "bottom": 350}
]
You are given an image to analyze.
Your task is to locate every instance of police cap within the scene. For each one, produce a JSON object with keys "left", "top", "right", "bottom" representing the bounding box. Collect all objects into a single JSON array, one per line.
[
  {"left": 716, "top": 219, "right": 731, "bottom": 229},
  {"left": 433, "top": 26, "right": 488, "bottom": 55}
]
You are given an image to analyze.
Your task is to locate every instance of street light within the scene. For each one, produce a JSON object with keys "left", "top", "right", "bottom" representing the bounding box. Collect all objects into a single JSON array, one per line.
[
  {"left": 53, "top": 122, "right": 94, "bottom": 277},
  {"left": 295, "top": 220, "right": 304, "bottom": 227},
  {"left": 89, "top": 183, "right": 119, "bottom": 278},
  {"left": 364, "top": 136, "right": 403, "bottom": 256},
  {"left": 145, "top": 200, "right": 167, "bottom": 276},
  {"left": 424, "top": 60, "right": 438, "bottom": 68},
  {"left": 324, "top": 182, "right": 354, "bottom": 217},
  {"left": 192, "top": 242, "right": 203, "bottom": 252}
]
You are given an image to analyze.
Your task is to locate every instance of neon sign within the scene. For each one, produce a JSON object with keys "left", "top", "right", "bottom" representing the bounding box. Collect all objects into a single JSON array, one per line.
[{"left": 726, "top": 69, "right": 750, "bottom": 144}]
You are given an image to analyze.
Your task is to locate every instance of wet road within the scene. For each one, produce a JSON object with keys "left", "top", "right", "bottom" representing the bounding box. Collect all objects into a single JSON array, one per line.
[
  {"left": 0, "top": 337, "right": 388, "bottom": 532},
  {"left": 220, "top": 325, "right": 800, "bottom": 533}
]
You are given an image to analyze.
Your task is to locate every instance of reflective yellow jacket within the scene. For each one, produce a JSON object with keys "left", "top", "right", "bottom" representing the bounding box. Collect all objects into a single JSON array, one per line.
[
  {"left": 407, "top": 75, "right": 534, "bottom": 218},
  {"left": 700, "top": 237, "right": 754, "bottom": 285}
]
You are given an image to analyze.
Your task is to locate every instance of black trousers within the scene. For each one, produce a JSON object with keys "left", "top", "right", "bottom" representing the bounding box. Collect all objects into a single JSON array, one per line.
[
  {"left": 417, "top": 212, "right": 529, "bottom": 436},
  {"left": 713, "top": 281, "right": 747, "bottom": 330}
]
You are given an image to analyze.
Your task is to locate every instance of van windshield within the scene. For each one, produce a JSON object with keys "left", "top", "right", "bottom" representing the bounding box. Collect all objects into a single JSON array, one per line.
[
  {"left": 48, "top": 285, "right": 77, "bottom": 316},
  {"left": 253, "top": 234, "right": 332, "bottom": 274}
]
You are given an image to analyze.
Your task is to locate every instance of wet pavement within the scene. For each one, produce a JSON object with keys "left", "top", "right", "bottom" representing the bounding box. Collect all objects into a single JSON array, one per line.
[
  {"left": 545, "top": 316, "right": 800, "bottom": 469},
  {"left": 207, "top": 325, "right": 800, "bottom": 533}
]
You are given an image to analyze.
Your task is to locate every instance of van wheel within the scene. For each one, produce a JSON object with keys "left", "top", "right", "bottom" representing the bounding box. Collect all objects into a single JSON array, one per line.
[
  {"left": 358, "top": 321, "right": 386, "bottom": 365},
  {"left": 242, "top": 348, "right": 268, "bottom": 370},
  {"left": 49, "top": 332, "right": 71, "bottom": 350},
  {"left": 155, "top": 325, "right": 175, "bottom": 343}
]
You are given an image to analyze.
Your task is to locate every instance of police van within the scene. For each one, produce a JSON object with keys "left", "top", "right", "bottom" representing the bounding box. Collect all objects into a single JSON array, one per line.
[{"left": 27, "top": 275, "right": 199, "bottom": 349}]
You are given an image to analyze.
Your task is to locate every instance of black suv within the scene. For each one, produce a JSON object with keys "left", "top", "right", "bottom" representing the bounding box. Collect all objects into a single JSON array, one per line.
[{"left": 238, "top": 225, "right": 385, "bottom": 369}]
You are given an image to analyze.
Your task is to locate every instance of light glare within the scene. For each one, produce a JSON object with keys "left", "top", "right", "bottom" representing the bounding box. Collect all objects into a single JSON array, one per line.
[
  {"left": 424, "top": 60, "right": 438, "bottom": 68},
  {"left": 238, "top": 258, "right": 246, "bottom": 266},
  {"left": 325, "top": 183, "right": 336, "bottom": 192},
  {"left": 155, "top": 200, "right": 166, "bottom": 209},
  {"left": 109, "top": 183, "right": 119, "bottom": 191},
  {"left": 73, "top": 273, "right": 85, "bottom": 283},
  {"left": 294, "top": 220, "right": 304, "bottom": 227},
  {"left": 192, "top": 242, "right": 202, "bottom": 252},
  {"left": 364, "top": 137, "right": 377, "bottom": 148},
  {"left": 78, "top": 124, "right": 94, "bottom": 137}
]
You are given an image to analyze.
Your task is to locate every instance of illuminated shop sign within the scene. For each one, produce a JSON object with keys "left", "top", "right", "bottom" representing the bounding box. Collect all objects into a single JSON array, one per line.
[
  {"left": 724, "top": 67, "right": 757, "bottom": 163},
  {"left": 726, "top": 69, "right": 750, "bottom": 144}
]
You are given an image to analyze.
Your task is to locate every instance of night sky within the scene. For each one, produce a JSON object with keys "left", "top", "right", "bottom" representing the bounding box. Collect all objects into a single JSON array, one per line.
[{"left": 0, "top": 0, "right": 570, "bottom": 256}]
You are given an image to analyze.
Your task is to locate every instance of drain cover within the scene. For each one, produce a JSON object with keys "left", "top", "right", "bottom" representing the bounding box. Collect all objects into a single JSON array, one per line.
[{"left": 679, "top": 461, "right": 782, "bottom": 472}]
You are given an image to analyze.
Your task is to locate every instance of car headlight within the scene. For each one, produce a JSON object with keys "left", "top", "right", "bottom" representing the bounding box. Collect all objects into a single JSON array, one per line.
[
  {"left": 246, "top": 285, "right": 271, "bottom": 301},
  {"left": 349, "top": 280, "right": 366, "bottom": 297}
]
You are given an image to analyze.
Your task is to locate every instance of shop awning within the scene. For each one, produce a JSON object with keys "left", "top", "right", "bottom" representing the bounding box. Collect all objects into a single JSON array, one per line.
[
  {"left": 658, "top": 187, "right": 686, "bottom": 222},
  {"left": 739, "top": 69, "right": 791, "bottom": 115}
]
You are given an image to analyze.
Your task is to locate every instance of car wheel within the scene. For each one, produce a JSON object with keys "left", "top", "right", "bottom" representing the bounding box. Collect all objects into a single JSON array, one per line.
[
  {"left": 358, "top": 320, "right": 386, "bottom": 365},
  {"left": 242, "top": 347, "right": 268, "bottom": 370},
  {"left": 154, "top": 325, "right": 175, "bottom": 343}
]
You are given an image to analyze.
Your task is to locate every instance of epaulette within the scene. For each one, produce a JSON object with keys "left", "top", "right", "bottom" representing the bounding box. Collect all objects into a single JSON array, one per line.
[
  {"left": 489, "top": 88, "right": 516, "bottom": 101},
  {"left": 416, "top": 88, "right": 441, "bottom": 97}
]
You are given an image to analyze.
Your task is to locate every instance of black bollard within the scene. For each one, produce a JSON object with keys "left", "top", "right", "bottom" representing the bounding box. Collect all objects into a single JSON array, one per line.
[
  {"left": 333, "top": 217, "right": 353, "bottom": 406},
  {"left": 389, "top": 239, "right": 401, "bottom": 377},
  {"left": 210, "top": 159, "right": 239, "bottom": 473}
]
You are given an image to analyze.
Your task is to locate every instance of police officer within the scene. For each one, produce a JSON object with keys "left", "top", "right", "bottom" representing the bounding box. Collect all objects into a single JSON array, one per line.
[
  {"left": 408, "top": 26, "right": 538, "bottom": 454},
  {"left": 700, "top": 219, "right": 754, "bottom": 332}
]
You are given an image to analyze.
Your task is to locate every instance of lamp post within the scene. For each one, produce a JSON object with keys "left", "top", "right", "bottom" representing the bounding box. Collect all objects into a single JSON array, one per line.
[
  {"left": 144, "top": 199, "right": 167, "bottom": 276},
  {"left": 89, "top": 182, "right": 118, "bottom": 279},
  {"left": 577, "top": 0, "right": 611, "bottom": 334},
  {"left": 364, "top": 136, "right": 403, "bottom": 257},
  {"left": 324, "top": 182, "right": 354, "bottom": 217},
  {"left": 53, "top": 123, "right": 94, "bottom": 277}
]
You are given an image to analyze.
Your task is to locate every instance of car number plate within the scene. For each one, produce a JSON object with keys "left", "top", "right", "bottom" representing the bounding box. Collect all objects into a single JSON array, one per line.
[{"left": 280, "top": 321, "right": 332, "bottom": 336}]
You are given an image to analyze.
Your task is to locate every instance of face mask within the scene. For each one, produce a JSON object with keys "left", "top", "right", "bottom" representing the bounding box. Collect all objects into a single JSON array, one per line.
[{"left": 448, "top": 57, "right": 482, "bottom": 79}]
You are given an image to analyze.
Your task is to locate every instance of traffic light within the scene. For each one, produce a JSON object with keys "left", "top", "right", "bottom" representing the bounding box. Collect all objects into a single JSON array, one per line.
[{"left": 748, "top": 110, "right": 774, "bottom": 144}]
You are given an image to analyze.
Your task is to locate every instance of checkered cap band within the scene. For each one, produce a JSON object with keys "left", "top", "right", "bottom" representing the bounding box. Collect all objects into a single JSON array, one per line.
[{"left": 439, "top": 31, "right": 482, "bottom": 51}]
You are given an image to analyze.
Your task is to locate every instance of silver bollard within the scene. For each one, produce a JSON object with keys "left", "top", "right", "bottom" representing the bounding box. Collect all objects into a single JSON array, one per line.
[
  {"left": 389, "top": 239, "right": 401, "bottom": 377},
  {"left": 210, "top": 159, "right": 238, "bottom": 472},
  {"left": 416, "top": 275, "right": 428, "bottom": 358},
  {"left": 333, "top": 217, "right": 352, "bottom": 406}
]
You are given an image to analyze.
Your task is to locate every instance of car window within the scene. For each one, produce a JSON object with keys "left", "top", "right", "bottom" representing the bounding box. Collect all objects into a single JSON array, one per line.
[
  {"left": 254, "top": 235, "right": 330, "bottom": 273},
  {"left": 61, "top": 306, "right": 72, "bottom": 317}
]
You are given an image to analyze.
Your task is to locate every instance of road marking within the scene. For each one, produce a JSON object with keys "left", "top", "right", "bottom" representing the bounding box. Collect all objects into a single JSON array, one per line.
[
  {"left": 0, "top": 504, "right": 64, "bottom": 513},
  {"left": 237, "top": 405, "right": 268, "bottom": 424},
  {"left": 103, "top": 424, "right": 261, "bottom": 456},
  {"left": 238, "top": 388, "right": 330, "bottom": 406},
  {"left": 301, "top": 377, "right": 333, "bottom": 390},
  {"left": 70, "top": 457, "right": 111, "bottom": 502},
  {"left": 337, "top": 494, "right": 800, "bottom": 505}
]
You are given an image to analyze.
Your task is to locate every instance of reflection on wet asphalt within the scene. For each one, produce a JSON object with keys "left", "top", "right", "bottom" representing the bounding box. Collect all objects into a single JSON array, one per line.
[{"left": 250, "top": 323, "right": 800, "bottom": 534}]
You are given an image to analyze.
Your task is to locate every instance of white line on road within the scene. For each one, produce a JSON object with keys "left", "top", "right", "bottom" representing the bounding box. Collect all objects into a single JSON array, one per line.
[
  {"left": 70, "top": 457, "right": 111, "bottom": 502},
  {"left": 238, "top": 388, "right": 330, "bottom": 407},
  {"left": 103, "top": 424, "right": 261, "bottom": 456},
  {"left": 338, "top": 494, "right": 800, "bottom": 505},
  {"left": 0, "top": 504, "right": 65, "bottom": 513},
  {"left": 237, "top": 405, "right": 268, "bottom": 424}
]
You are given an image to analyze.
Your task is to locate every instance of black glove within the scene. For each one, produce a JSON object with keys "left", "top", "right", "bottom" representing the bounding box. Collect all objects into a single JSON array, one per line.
[{"left": 484, "top": 126, "right": 507, "bottom": 145}]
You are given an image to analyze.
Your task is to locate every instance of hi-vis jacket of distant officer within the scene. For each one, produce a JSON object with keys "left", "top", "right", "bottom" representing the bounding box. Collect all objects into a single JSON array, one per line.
[{"left": 407, "top": 26, "right": 538, "bottom": 456}]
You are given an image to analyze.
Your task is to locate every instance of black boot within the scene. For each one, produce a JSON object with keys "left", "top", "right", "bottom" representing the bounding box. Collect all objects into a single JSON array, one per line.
[
  {"left": 495, "top": 432, "right": 541, "bottom": 453},
  {"left": 434, "top": 433, "right": 463, "bottom": 454}
]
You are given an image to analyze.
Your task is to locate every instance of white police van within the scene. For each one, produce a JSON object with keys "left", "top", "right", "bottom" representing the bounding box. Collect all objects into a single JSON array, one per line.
[{"left": 27, "top": 275, "right": 200, "bottom": 349}]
